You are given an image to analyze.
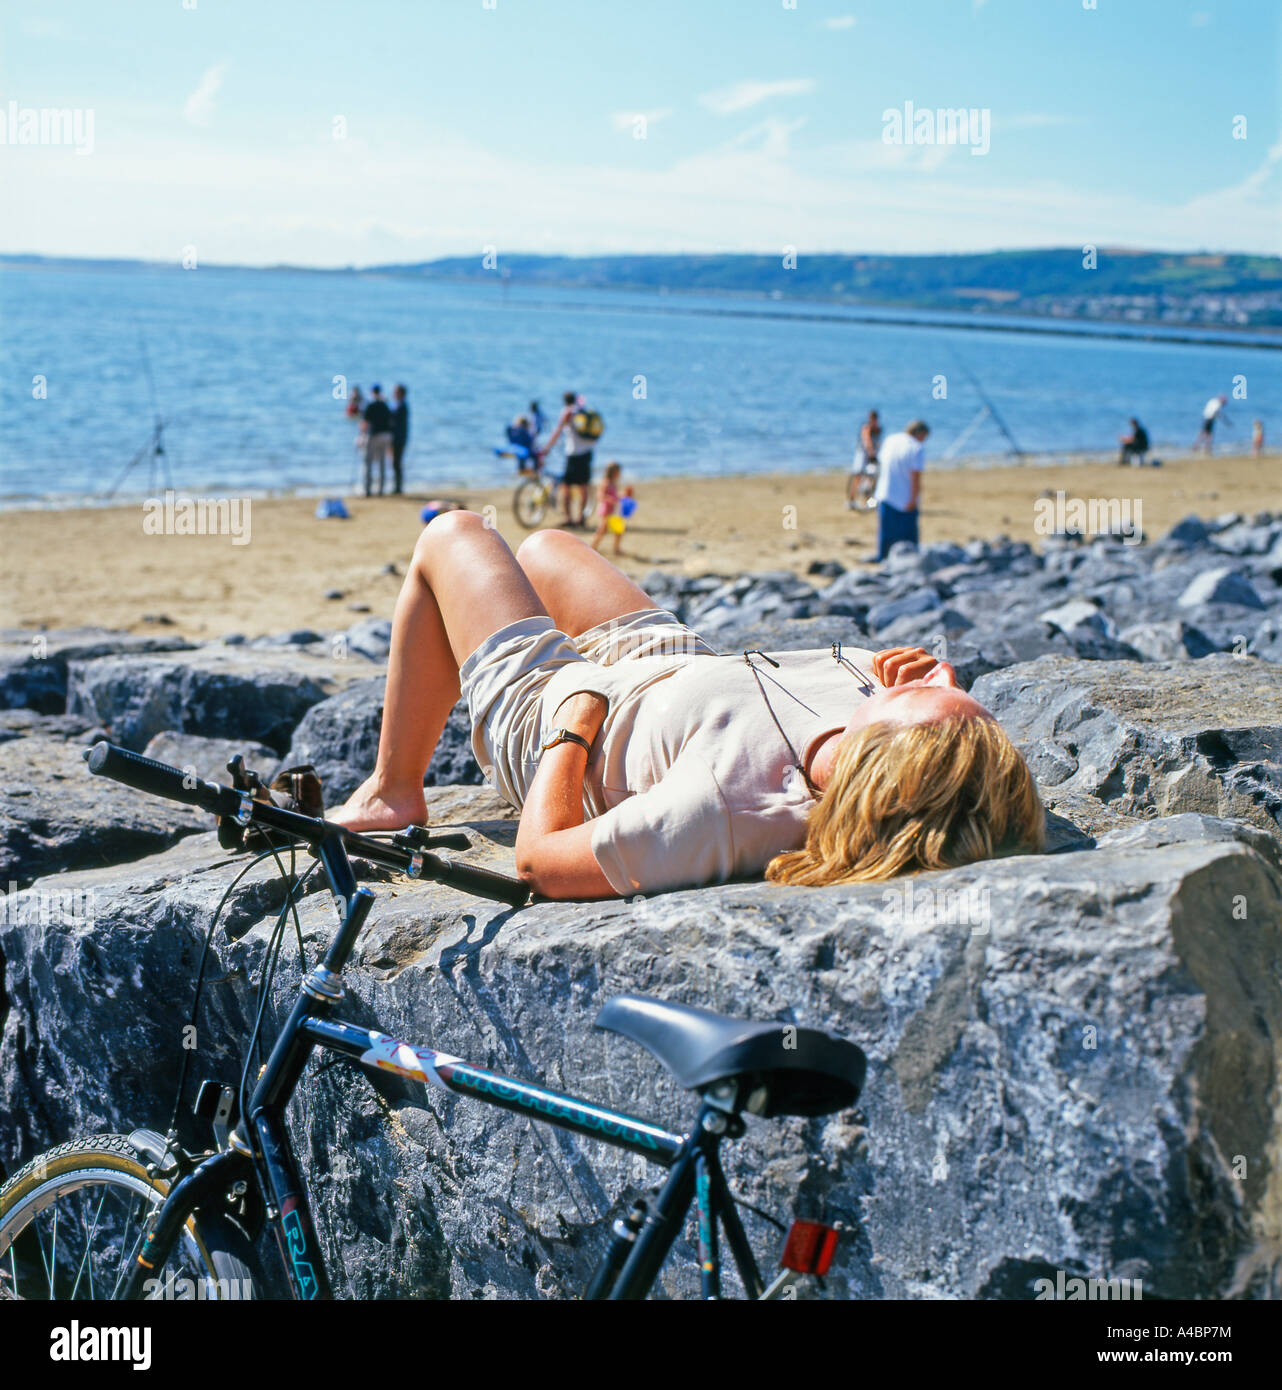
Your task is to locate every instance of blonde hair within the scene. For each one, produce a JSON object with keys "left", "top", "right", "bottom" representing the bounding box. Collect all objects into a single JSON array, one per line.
[{"left": 766, "top": 715, "right": 1043, "bottom": 886}]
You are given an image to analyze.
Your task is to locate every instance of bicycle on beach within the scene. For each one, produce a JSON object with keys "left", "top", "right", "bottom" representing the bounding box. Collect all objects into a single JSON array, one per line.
[{"left": 0, "top": 742, "right": 868, "bottom": 1301}]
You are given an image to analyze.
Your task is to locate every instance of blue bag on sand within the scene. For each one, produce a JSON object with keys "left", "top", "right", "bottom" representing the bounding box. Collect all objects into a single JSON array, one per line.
[{"left": 316, "top": 498, "right": 350, "bottom": 519}]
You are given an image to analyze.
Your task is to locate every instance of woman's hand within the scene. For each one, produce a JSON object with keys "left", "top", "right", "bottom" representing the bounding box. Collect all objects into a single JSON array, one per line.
[{"left": 871, "top": 646, "right": 958, "bottom": 689}]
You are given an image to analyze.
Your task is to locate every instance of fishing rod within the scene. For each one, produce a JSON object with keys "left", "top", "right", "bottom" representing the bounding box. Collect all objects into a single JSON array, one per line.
[
  {"left": 105, "top": 322, "right": 175, "bottom": 498},
  {"left": 947, "top": 348, "right": 1025, "bottom": 459}
]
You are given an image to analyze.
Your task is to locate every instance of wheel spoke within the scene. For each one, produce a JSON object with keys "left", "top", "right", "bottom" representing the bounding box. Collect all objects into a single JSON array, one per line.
[
  {"left": 42, "top": 1207, "right": 58, "bottom": 1297},
  {"left": 109, "top": 1192, "right": 151, "bottom": 1301},
  {"left": 70, "top": 1187, "right": 111, "bottom": 1300}
]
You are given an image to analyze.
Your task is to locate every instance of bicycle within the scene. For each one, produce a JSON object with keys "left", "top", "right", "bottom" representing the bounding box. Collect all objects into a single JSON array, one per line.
[
  {"left": 848, "top": 459, "right": 879, "bottom": 512},
  {"left": 505, "top": 455, "right": 596, "bottom": 529},
  {"left": 0, "top": 742, "right": 867, "bottom": 1301}
]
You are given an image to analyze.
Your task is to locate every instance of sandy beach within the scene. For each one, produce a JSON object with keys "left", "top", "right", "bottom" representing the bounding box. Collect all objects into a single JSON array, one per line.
[{"left": 1, "top": 451, "right": 1277, "bottom": 641}]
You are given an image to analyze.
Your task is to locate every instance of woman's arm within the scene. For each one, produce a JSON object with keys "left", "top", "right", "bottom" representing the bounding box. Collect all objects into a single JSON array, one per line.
[{"left": 514, "top": 692, "right": 617, "bottom": 899}]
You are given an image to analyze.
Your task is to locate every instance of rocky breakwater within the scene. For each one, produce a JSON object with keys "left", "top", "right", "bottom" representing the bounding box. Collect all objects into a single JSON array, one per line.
[{"left": 1, "top": 510, "right": 1281, "bottom": 1299}]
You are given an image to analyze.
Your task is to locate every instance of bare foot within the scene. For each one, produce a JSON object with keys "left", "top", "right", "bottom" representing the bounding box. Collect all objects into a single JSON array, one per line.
[{"left": 328, "top": 775, "right": 427, "bottom": 833}]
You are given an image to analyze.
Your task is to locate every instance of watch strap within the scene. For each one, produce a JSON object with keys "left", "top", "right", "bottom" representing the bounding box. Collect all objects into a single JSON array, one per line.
[{"left": 540, "top": 728, "right": 593, "bottom": 756}]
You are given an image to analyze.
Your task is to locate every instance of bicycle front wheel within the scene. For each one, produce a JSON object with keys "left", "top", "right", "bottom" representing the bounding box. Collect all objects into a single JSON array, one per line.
[
  {"left": 0, "top": 1134, "right": 259, "bottom": 1301},
  {"left": 514, "top": 476, "right": 550, "bottom": 529}
]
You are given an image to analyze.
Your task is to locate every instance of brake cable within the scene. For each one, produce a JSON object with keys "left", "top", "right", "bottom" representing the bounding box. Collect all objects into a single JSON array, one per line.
[
  {"left": 237, "top": 855, "right": 322, "bottom": 1145},
  {"left": 166, "top": 844, "right": 312, "bottom": 1138}
]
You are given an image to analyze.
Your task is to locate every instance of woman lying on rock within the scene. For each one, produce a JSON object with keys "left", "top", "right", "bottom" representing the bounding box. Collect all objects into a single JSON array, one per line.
[{"left": 330, "top": 513, "right": 1044, "bottom": 897}]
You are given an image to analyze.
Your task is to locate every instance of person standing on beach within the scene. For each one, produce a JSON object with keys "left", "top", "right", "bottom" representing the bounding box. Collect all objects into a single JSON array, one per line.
[
  {"left": 1252, "top": 419, "right": 1265, "bottom": 457},
  {"left": 529, "top": 400, "right": 545, "bottom": 443},
  {"left": 873, "top": 420, "right": 928, "bottom": 561},
  {"left": 1195, "top": 394, "right": 1230, "bottom": 453},
  {"left": 540, "top": 390, "right": 602, "bottom": 527},
  {"left": 847, "top": 408, "right": 882, "bottom": 509},
  {"left": 390, "top": 384, "right": 410, "bottom": 495},
  {"left": 362, "top": 385, "right": 394, "bottom": 497}
]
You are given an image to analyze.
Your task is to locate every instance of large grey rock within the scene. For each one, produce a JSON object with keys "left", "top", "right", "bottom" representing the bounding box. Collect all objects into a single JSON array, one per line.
[
  {"left": 2, "top": 809, "right": 1280, "bottom": 1300},
  {"left": 1179, "top": 568, "right": 1266, "bottom": 611},
  {"left": 1163, "top": 515, "right": 1211, "bottom": 547},
  {"left": 66, "top": 647, "right": 363, "bottom": 755},
  {"left": 696, "top": 615, "right": 869, "bottom": 656},
  {"left": 974, "top": 654, "right": 1282, "bottom": 836},
  {"left": 284, "top": 677, "right": 481, "bottom": 805},
  {"left": 0, "top": 722, "right": 204, "bottom": 888},
  {"left": 342, "top": 617, "right": 394, "bottom": 663},
  {"left": 141, "top": 732, "right": 281, "bottom": 785},
  {"left": 1037, "top": 598, "right": 1108, "bottom": 634},
  {"left": 865, "top": 588, "right": 942, "bottom": 633},
  {"left": 0, "top": 628, "right": 191, "bottom": 714},
  {"left": 1118, "top": 619, "right": 1216, "bottom": 662}
]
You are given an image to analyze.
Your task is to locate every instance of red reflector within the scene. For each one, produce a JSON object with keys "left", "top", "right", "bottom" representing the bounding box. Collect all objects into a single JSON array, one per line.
[{"left": 780, "top": 1219, "right": 838, "bottom": 1276}]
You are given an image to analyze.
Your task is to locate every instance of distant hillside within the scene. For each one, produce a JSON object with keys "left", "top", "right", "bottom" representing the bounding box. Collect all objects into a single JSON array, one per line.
[
  {"left": 6, "top": 248, "right": 1281, "bottom": 327},
  {"left": 378, "top": 249, "right": 1282, "bottom": 328}
]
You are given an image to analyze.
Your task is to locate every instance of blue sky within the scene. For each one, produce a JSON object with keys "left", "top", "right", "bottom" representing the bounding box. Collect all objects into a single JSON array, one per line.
[{"left": 1, "top": 0, "right": 1279, "bottom": 265}]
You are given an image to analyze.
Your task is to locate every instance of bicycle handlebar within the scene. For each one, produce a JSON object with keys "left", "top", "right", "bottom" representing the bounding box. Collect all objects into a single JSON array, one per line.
[
  {"left": 84, "top": 741, "right": 245, "bottom": 817},
  {"left": 83, "top": 740, "right": 530, "bottom": 909}
]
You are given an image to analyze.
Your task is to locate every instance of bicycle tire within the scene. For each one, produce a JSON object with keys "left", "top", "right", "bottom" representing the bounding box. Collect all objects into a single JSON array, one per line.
[
  {"left": 514, "top": 476, "right": 550, "bottom": 529},
  {"left": 0, "top": 1133, "right": 261, "bottom": 1301}
]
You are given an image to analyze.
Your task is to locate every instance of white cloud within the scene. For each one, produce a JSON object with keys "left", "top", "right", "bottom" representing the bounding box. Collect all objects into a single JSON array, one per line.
[
  {"left": 822, "top": 15, "right": 856, "bottom": 29},
  {"left": 609, "top": 107, "right": 673, "bottom": 133},
  {"left": 703, "top": 116, "right": 809, "bottom": 162},
  {"left": 183, "top": 64, "right": 227, "bottom": 127},
  {"left": 1182, "top": 131, "right": 1282, "bottom": 218},
  {"left": 4, "top": 109, "right": 1279, "bottom": 265},
  {"left": 699, "top": 79, "right": 816, "bottom": 116}
]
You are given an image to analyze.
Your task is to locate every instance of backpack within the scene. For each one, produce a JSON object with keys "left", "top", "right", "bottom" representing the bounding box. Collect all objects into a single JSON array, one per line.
[{"left": 571, "top": 408, "right": 604, "bottom": 440}]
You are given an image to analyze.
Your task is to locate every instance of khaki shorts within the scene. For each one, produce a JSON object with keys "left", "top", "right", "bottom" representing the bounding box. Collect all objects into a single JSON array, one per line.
[{"left": 459, "top": 608, "right": 713, "bottom": 809}]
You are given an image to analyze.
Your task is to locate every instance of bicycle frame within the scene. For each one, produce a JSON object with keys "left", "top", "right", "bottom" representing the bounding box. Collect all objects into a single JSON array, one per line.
[{"left": 119, "top": 830, "right": 766, "bottom": 1301}]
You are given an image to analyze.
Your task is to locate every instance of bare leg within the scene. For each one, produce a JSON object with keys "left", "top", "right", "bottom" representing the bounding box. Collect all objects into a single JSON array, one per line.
[
  {"left": 516, "top": 528, "right": 656, "bottom": 636},
  {"left": 330, "top": 511, "right": 546, "bottom": 831}
]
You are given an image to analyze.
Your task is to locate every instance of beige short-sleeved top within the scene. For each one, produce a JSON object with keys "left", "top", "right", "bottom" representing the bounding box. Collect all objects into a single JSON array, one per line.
[{"left": 540, "top": 645, "right": 878, "bottom": 895}]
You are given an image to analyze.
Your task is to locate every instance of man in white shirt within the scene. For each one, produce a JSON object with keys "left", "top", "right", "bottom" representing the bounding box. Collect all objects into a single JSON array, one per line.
[
  {"left": 872, "top": 419, "right": 929, "bottom": 561},
  {"left": 1195, "top": 394, "right": 1230, "bottom": 453}
]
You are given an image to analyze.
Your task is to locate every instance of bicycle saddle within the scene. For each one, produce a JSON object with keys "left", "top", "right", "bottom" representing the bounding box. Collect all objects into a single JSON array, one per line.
[{"left": 595, "top": 994, "right": 866, "bottom": 1119}]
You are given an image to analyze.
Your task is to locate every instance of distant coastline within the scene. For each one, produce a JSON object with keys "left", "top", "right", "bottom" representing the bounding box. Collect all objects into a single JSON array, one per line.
[{"left": 4, "top": 247, "right": 1281, "bottom": 337}]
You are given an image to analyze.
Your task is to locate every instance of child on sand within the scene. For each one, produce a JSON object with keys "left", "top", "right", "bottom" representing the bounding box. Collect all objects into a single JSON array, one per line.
[{"left": 591, "top": 461, "right": 625, "bottom": 555}]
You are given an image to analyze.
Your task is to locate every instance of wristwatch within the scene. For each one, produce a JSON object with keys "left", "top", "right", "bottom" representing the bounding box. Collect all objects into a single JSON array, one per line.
[{"left": 540, "top": 728, "right": 593, "bottom": 757}]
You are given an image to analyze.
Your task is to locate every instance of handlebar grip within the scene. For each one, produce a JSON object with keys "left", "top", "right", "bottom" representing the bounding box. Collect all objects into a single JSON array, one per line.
[
  {"left": 84, "top": 741, "right": 241, "bottom": 817},
  {"left": 425, "top": 852, "right": 530, "bottom": 908}
]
